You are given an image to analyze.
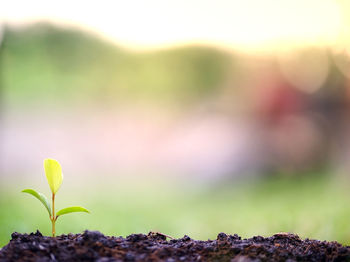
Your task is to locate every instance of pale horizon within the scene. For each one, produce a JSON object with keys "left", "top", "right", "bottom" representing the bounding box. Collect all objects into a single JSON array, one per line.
[{"left": 1, "top": 0, "right": 349, "bottom": 52}]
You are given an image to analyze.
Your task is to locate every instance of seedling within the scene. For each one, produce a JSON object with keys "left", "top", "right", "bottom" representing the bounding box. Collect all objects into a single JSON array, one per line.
[{"left": 22, "top": 158, "right": 89, "bottom": 237}]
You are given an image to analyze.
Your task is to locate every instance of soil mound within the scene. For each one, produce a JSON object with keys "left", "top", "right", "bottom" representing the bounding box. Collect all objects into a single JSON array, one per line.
[{"left": 0, "top": 231, "right": 349, "bottom": 261}]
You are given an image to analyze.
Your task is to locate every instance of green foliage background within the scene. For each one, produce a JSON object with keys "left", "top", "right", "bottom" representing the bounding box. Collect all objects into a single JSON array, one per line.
[
  {"left": 1, "top": 24, "right": 350, "bottom": 247},
  {"left": 1, "top": 23, "right": 234, "bottom": 108}
]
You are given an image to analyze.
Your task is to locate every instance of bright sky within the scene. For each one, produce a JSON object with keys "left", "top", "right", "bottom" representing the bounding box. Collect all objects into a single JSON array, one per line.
[{"left": 0, "top": 0, "right": 348, "bottom": 51}]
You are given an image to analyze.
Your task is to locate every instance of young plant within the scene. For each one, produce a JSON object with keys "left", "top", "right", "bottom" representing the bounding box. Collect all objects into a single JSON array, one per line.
[{"left": 22, "top": 158, "right": 89, "bottom": 237}]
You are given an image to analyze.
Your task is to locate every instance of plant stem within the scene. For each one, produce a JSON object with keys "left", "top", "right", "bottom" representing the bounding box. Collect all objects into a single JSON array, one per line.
[{"left": 52, "top": 193, "right": 55, "bottom": 237}]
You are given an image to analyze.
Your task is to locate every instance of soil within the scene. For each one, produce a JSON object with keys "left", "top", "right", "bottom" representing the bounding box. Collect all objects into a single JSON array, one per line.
[{"left": 1, "top": 231, "right": 349, "bottom": 262}]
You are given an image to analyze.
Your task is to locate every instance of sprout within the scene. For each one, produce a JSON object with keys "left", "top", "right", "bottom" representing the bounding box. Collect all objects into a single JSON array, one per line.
[{"left": 22, "top": 159, "right": 89, "bottom": 237}]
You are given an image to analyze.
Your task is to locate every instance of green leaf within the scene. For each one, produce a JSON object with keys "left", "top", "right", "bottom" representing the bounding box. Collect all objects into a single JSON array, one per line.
[
  {"left": 22, "top": 189, "right": 51, "bottom": 216},
  {"left": 44, "top": 158, "right": 63, "bottom": 194},
  {"left": 56, "top": 206, "right": 90, "bottom": 217}
]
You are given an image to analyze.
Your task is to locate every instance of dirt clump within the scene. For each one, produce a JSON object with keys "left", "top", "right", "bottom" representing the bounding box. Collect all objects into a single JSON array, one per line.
[{"left": 0, "top": 230, "right": 349, "bottom": 261}]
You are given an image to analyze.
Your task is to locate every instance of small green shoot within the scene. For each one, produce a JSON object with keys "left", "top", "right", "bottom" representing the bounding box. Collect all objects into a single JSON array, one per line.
[{"left": 22, "top": 158, "right": 90, "bottom": 237}]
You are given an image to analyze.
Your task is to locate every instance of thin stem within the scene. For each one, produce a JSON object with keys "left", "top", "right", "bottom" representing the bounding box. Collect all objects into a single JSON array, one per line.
[{"left": 52, "top": 193, "right": 55, "bottom": 237}]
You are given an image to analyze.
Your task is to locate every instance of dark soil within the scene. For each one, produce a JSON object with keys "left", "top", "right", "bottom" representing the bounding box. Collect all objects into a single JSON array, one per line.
[{"left": 1, "top": 231, "right": 349, "bottom": 262}]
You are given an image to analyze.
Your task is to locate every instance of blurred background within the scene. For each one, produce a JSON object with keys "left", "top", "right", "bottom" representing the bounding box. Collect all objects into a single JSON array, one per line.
[{"left": 1, "top": 0, "right": 350, "bottom": 246}]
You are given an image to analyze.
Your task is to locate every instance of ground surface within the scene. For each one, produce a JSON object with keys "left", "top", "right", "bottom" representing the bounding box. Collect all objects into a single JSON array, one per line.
[{"left": 1, "top": 231, "right": 349, "bottom": 262}]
